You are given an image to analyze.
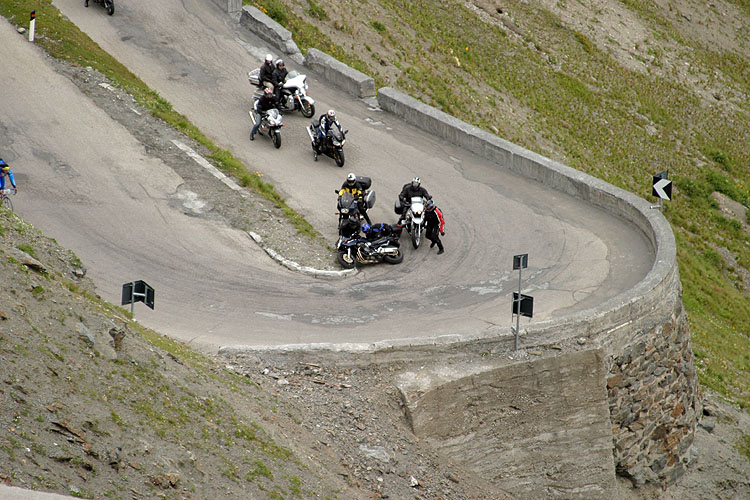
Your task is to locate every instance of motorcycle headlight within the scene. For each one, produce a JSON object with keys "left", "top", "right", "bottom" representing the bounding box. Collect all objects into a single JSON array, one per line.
[
  {"left": 341, "top": 208, "right": 349, "bottom": 214},
  {"left": 414, "top": 209, "right": 422, "bottom": 216},
  {"left": 332, "top": 139, "right": 341, "bottom": 146}
]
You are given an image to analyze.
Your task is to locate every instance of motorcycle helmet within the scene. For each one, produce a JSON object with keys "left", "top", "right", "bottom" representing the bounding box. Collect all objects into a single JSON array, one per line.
[
  {"left": 265, "top": 54, "right": 274, "bottom": 63},
  {"left": 327, "top": 109, "right": 336, "bottom": 121},
  {"left": 346, "top": 172, "right": 356, "bottom": 185},
  {"left": 276, "top": 59, "right": 285, "bottom": 68},
  {"left": 263, "top": 87, "right": 273, "bottom": 96},
  {"left": 362, "top": 223, "right": 371, "bottom": 233},
  {"left": 425, "top": 200, "right": 435, "bottom": 211},
  {"left": 412, "top": 176, "right": 421, "bottom": 189}
]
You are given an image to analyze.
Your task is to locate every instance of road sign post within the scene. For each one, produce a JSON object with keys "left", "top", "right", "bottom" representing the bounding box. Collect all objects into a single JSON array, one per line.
[
  {"left": 29, "top": 11, "right": 36, "bottom": 43},
  {"left": 511, "top": 254, "right": 530, "bottom": 350},
  {"left": 121, "top": 280, "right": 155, "bottom": 318},
  {"left": 651, "top": 170, "right": 672, "bottom": 210}
]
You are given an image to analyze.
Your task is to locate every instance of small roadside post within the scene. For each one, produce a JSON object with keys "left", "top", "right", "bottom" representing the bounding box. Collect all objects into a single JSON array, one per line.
[
  {"left": 121, "top": 280, "right": 155, "bottom": 318},
  {"left": 28, "top": 11, "right": 36, "bottom": 43},
  {"left": 511, "top": 254, "right": 533, "bottom": 350},
  {"left": 651, "top": 170, "right": 672, "bottom": 210}
]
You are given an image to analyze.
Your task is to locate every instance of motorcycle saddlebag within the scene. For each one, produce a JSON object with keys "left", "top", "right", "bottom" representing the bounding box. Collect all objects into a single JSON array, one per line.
[
  {"left": 364, "top": 190, "right": 376, "bottom": 209},
  {"left": 356, "top": 176, "right": 372, "bottom": 191},
  {"left": 248, "top": 68, "right": 260, "bottom": 86},
  {"left": 394, "top": 199, "right": 403, "bottom": 215}
]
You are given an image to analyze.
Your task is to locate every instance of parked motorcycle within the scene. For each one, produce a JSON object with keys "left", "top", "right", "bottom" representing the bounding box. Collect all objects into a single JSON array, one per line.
[
  {"left": 249, "top": 102, "right": 284, "bottom": 149},
  {"left": 403, "top": 196, "right": 426, "bottom": 249},
  {"left": 248, "top": 68, "right": 315, "bottom": 117},
  {"left": 336, "top": 227, "right": 403, "bottom": 269},
  {"left": 86, "top": 0, "right": 115, "bottom": 15},
  {"left": 308, "top": 122, "right": 347, "bottom": 167}
]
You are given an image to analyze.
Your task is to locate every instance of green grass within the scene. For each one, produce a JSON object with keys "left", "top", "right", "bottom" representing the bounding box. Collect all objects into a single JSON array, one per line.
[{"left": 0, "top": 0, "right": 321, "bottom": 241}]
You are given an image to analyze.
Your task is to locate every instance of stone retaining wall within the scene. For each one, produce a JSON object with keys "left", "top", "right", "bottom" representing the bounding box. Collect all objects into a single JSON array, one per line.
[{"left": 228, "top": 12, "right": 699, "bottom": 498}]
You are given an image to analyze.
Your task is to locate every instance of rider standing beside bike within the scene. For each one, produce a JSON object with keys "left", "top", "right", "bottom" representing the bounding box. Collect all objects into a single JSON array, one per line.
[
  {"left": 0, "top": 159, "right": 17, "bottom": 194},
  {"left": 424, "top": 200, "right": 445, "bottom": 255},
  {"left": 338, "top": 172, "right": 371, "bottom": 224},
  {"left": 250, "top": 88, "right": 279, "bottom": 141}
]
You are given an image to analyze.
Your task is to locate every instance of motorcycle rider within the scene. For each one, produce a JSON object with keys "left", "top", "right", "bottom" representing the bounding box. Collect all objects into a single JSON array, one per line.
[
  {"left": 424, "top": 200, "right": 445, "bottom": 254},
  {"left": 0, "top": 159, "right": 17, "bottom": 194},
  {"left": 314, "top": 110, "right": 343, "bottom": 157},
  {"left": 250, "top": 87, "right": 279, "bottom": 141},
  {"left": 258, "top": 54, "right": 276, "bottom": 90},
  {"left": 397, "top": 177, "right": 431, "bottom": 225},
  {"left": 271, "top": 59, "right": 288, "bottom": 102},
  {"left": 338, "top": 172, "right": 371, "bottom": 224}
]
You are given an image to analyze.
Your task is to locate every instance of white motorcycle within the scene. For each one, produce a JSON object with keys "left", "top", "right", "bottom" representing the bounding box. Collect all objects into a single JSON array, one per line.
[
  {"left": 404, "top": 196, "right": 426, "bottom": 249},
  {"left": 248, "top": 68, "right": 315, "bottom": 117},
  {"left": 249, "top": 103, "right": 284, "bottom": 149}
]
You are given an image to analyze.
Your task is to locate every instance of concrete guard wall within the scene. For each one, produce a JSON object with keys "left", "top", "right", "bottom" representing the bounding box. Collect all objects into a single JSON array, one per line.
[{"left": 227, "top": 13, "right": 699, "bottom": 499}]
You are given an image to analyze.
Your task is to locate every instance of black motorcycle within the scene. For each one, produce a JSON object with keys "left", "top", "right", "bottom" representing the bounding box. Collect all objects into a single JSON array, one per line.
[
  {"left": 308, "top": 122, "right": 347, "bottom": 167},
  {"left": 336, "top": 226, "right": 403, "bottom": 269},
  {"left": 86, "top": 0, "right": 114, "bottom": 15}
]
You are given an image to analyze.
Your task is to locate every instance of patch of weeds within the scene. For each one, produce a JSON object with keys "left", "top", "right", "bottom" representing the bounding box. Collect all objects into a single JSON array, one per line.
[
  {"left": 287, "top": 474, "right": 303, "bottom": 497},
  {"left": 306, "top": 0, "right": 327, "bottom": 20},
  {"left": 737, "top": 433, "right": 750, "bottom": 462},
  {"left": 110, "top": 411, "right": 124, "bottom": 428},
  {"left": 16, "top": 243, "right": 37, "bottom": 258},
  {"left": 371, "top": 20, "right": 386, "bottom": 33},
  {"left": 573, "top": 31, "right": 594, "bottom": 53},
  {"left": 706, "top": 148, "right": 732, "bottom": 169},
  {"left": 246, "top": 458, "right": 274, "bottom": 482}
]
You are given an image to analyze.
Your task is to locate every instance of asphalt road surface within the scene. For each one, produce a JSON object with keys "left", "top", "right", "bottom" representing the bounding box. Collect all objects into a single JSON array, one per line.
[{"left": 0, "top": 3, "right": 653, "bottom": 351}]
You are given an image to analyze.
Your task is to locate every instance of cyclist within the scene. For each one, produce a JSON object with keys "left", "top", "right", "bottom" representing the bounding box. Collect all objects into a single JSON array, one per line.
[{"left": 0, "top": 159, "right": 17, "bottom": 194}]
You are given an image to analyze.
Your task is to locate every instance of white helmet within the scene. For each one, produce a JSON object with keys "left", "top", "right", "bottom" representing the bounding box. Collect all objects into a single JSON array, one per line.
[
  {"left": 327, "top": 109, "right": 336, "bottom": 120},
  {"left": 265, "top": 53, "right": 274, "bottom": 63},
  {"left": 346, "top": 172, "right": 356, "bottom": 184},
  {"left": 412, "top": 176, "right": 421, "bottom": 188},
  {"left": 276, "top": 59, "right": 285, "bottom": 68}
]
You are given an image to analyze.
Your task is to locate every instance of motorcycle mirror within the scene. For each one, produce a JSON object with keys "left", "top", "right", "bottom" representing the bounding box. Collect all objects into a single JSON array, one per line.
[{"left": 344, "top": 130, "right": 349, "bottom": 134}]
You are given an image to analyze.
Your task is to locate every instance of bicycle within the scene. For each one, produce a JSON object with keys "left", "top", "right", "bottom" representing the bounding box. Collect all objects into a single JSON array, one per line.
[{"left": 1, "top": 189, "right": 15, "bottom": 211}]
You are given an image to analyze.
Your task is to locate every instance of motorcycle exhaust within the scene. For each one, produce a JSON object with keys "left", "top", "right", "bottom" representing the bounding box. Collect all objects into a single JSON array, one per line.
[{"left": 305, "top": 125, "right": 315, "bottom": 142}]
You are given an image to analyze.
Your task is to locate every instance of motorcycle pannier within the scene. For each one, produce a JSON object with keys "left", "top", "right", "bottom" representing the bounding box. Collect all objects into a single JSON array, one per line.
[
  {"left": 356, "top": 176, "right": 372, "bottom": 191},
  {"left": 248, "top": 68, "right": 260, "bottom": 86}
]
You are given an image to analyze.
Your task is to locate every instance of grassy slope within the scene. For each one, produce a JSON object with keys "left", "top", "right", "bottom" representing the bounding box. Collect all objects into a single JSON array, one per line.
[{"left": 248, "top": 0, "right": 749, "bottom": 407}]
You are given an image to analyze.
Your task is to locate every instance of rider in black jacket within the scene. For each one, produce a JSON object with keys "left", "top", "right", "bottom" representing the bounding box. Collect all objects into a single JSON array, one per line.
[
  {"left": 271, "top": 59, "right": 288, "bottom": 101},
  {"left": 397, "top": 177, "right": 431, "bottom": 225},
  {"left": 259, "top": 54, "right": 275, "bottom": 90},
  {"left": 250, "top": 88, "right": 279, "bottom": 140}
]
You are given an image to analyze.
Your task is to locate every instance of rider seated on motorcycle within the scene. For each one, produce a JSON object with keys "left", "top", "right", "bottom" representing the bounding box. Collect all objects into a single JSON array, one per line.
[
  {"left": 259, "top": 54, "right": 276, "bottom": 90},
  {"left": 397, "top": 177, "right": 431, "bottom": 225},
  {"left": 250, "top": 87, "right": 279, "bottom": 141},
  {"left": 315, "top": 110, "right": 342, "bottom": 147},
  {"left": 0, "top": 159, "right": 17, "bottom": 194},
  {"left": 338, "top": 172, "right": 371, "bottom": 225},
  {"left": 271, "top": 59, "right": 288, "bottom": 101}
]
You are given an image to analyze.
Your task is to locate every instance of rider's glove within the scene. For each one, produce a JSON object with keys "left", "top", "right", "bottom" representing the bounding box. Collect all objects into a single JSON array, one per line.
[{"left": 440, "top": 232, "right": 445, "bottom": 236}]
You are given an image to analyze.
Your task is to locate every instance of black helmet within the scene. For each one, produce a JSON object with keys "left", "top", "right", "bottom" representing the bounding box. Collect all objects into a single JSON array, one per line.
[{"left": 425, "top": 200, "right": 435, "bottom": 211}]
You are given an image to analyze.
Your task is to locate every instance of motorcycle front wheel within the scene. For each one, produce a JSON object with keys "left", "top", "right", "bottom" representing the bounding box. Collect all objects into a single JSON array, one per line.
[
  {"left": 301, "top": 101, "right": 315, "bottom": 118},
  {"left": 412, "top": 225, "right": 422, "bottom": 249},
  {"left": 383, "top": 250, "right": 403, "bottom": 265},
  {"left": 334, "top": 149, "right": 345, "bottom": 168},
  {"left": 337, "top": 251, "right": 357, "bottom": 269},
  {"left": 272, "top": 130, "right": 282, "bottom": 149}
]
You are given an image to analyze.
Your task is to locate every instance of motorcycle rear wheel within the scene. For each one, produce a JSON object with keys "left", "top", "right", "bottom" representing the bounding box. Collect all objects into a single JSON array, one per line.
[
  {"left": 301, "top": 101, "right": 315, "bottom": 118},
  {"left": 383, "top": 250, "right": 403, "bottom": 264},
  {"left": 1, "top": 195, "right": 12, "bottom": 212},
  {"left": 334, "top": 149, "right": 345, "bottom": 168},
  {"left": 337, "top": 251, "right": 357, "bottom": 269},
  {"left": 272, "top": 130, "right": 282, "bottom": 149}
]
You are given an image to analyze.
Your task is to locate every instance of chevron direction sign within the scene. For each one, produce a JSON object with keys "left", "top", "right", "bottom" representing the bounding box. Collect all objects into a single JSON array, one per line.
[{"left": 652, "top": 171, "right": 672, "bottom": 201}]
